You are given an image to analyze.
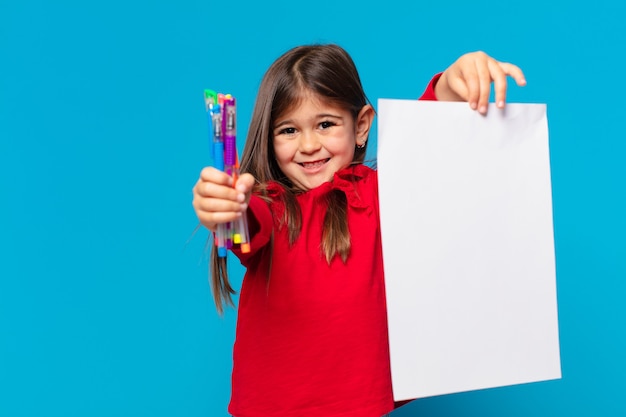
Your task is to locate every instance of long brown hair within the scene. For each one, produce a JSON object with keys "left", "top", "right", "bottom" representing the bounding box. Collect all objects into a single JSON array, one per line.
[{"left": 211, "top": 44, "right": 371, "bottom": 313}]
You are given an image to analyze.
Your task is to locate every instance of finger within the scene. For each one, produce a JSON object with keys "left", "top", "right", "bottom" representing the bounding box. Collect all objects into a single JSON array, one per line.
[
  {"left": 235, "top": 173, "right": 255, "bottom": 196},
  {"left": 195, "top": 180, "right": 242, "bottom": 204},
  {"left": 499, "top": 62, "right": 527, "bottom": 87},
  {"left": 488, "top": 60, "right": 508, "bottom": 109},
  {"left": 475, "top": 57, "right": 494, "bottom": 114},
  {"left": 439, "top": 68, "right": 468, "bottom": 102},
  {"left": 193, "top": 192, "right": 246, "bottom": 231},
  {"left": 462, "top": 63, "right": 481, "bottom": 111},
  {"left": 195, "top": 195, "right": 246, "bottom": 214},
  {"left": 199, "top": 166, "right": 234, "bottom": 186},
  {"left": 196, "top": 210, "right": 243, "bottom": 232}
]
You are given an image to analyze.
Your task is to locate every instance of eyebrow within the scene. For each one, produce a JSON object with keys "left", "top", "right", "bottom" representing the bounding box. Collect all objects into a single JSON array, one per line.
[{"left": 273, "top": 113, "right": 343, "bottom": 129}]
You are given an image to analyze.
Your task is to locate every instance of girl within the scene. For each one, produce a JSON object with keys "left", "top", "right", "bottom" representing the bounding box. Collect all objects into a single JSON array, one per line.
[{"left": 193, "top": 44, "right": 526, "bottom": 417}]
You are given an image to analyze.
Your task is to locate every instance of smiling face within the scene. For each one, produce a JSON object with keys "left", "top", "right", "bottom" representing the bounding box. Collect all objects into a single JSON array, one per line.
[{"left": 272, "top": 91, "right": 373, "bottom": 191}]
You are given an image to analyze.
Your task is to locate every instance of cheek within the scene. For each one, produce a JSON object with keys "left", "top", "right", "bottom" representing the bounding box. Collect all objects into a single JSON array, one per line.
[
  {"left": 272, "top": 141, "right": 294, "bottom": 164},
  {"left": 272, "top": 140, "right": 286, "bottom": 157},
  {"left": 330, "top": 138, "right": 357, "bottom": 158},
  {"left": 346, "top": 148, "right": 357, "bottom": 163}
]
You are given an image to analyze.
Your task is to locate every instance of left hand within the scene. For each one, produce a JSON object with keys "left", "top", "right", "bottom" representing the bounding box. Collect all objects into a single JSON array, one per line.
[{"left": 435, "top": 51, "right": 526, "bottom": 114}]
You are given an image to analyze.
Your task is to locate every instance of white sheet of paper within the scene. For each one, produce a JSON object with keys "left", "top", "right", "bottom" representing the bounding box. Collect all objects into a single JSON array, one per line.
[{"left": 377, "top": 100, "right": 561, "bottom": 401}]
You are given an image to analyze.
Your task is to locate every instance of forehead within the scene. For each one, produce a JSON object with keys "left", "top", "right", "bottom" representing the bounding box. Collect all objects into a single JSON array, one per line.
[{"left": 276, "top": 90, "right": 345, "bottom": 121}]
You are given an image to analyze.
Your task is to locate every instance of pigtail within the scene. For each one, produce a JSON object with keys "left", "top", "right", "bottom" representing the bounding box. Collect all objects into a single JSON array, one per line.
[
  {"left": 280, "top": 190, "right": 303, "bottom": 246},
  {"left": 322, "top": 189, "right": 350, "bottom": 263},
  {"left": 210, "top": 243, "right": 236, "bottom": 315}
]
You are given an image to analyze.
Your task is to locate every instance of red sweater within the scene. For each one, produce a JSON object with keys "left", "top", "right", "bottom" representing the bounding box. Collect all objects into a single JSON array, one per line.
[{"left": 228, "top": 76, "right": 440, "bottom": 417}]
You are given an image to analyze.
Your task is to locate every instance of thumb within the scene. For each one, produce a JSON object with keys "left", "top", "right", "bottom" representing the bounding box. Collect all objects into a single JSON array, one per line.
[{"left": 235, "top": 173, "right": 256, "bottom": 201}]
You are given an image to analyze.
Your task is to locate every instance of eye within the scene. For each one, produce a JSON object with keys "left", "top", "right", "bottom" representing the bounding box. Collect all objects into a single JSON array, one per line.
[
  {"left": 319, "top": 120, "right": 336, "bottom": 129},
  {"left": 277, "top": 127, "right": 297, "bottom": 135}
]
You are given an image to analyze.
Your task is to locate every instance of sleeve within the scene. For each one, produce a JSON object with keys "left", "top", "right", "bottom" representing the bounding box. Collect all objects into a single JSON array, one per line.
[
  {"left": 418, "top": 72, "right": 442, "bottom": 101},
  {"left": 231, "top": 194, "right": 273, "bottom": 267}
]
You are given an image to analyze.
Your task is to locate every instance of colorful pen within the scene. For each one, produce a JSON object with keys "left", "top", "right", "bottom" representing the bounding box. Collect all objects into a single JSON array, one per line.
[
  {"left": 204, "top": 89, "right": 227, "bottom": 257},
  {"left": 203, "top": 90, "right": 250, "bottom": 255}
]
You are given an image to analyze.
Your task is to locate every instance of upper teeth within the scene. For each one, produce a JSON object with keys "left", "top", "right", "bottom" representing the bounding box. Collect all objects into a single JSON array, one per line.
[{"left": 302, "top": 161, "right": 325, "bottom": 168}]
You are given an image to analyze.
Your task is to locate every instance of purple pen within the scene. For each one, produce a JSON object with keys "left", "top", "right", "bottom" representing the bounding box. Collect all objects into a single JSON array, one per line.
[
  {"left": 223, "top": 97, "right": 237, "bottom": 177},
  {"left": 221, "top": 97, "right": 236, "bottom": 249}
]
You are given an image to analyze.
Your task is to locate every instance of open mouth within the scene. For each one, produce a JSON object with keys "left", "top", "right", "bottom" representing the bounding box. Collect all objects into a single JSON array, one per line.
[{"left": 299, "top": 159, "right": 330, "bottom": 169}]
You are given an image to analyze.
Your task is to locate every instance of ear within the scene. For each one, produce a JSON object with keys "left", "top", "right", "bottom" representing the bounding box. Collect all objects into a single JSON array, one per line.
[{"left": 355, "top": 104, "right": 375, "bottom": 146}]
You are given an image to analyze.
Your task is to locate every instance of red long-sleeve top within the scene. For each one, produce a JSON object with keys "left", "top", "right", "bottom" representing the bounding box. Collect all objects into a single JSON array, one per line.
[{"left": 227, "top": 75, "right": 440, "bottom": 417}]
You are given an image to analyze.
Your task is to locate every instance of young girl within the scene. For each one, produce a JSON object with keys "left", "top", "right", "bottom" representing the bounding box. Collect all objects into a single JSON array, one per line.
[{"left": 193, "top": 44, "right": 526, "bottom": 417}]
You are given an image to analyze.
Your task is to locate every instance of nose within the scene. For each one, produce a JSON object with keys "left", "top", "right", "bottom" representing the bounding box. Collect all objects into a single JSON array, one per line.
[{"left": 298, "top": 131, "right": 321, "bottom": 154}]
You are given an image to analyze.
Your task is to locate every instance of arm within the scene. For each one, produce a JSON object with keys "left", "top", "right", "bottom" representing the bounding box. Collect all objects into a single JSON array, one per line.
[{"left": 419, "top": 73, "right": 442, "bottom": 101}]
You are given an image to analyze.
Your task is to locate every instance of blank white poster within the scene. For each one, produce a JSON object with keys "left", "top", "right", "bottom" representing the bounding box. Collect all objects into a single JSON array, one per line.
[{"left": 377, "top": 100, "right": 561, "bottom": 401}]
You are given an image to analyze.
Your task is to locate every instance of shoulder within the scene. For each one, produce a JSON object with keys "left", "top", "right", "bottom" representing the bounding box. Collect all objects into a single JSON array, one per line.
[
  {"left": 337, "top": 164, "right": 377, "bottom": 183},
  {"left": 341, "top": 164, "right": 378, "bottom": 194},
  {"left": 332, "top": 164, "right": 379, "bottom": 210}
]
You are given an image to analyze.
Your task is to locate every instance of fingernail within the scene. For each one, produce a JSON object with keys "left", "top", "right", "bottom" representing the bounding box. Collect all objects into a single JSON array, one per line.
[
  {"left": 497, "top": 101, "right": 504, "bottom": 108},
  {"left": 479, "top": 106, "right": 487, "bottom": 114},
  {"left": 470, "top": 102, "right": 477, "bottom": 110}
]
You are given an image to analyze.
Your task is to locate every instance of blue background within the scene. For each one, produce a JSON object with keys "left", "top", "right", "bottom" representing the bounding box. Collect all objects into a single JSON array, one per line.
[{"left": 1, "top": 1, "right": 624, "bottom": 416}]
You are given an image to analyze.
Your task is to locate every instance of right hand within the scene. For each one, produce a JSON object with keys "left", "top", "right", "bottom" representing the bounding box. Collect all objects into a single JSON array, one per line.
[
  {"left": 192, "top": 167, "right": 255, "bottom": 232},
  {"left": 435, "top": 51, "right": 526, "bottom": 114}
]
